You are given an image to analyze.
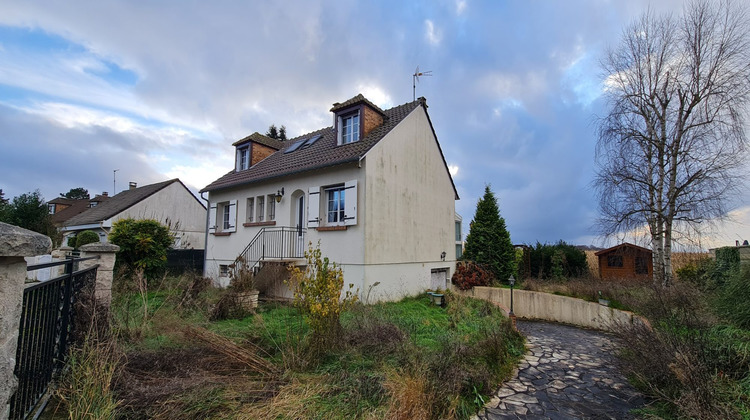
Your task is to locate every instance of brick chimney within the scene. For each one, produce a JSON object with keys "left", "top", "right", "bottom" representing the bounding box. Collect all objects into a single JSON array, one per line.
[
  {"left": 102, "top": 192, "right": 108, "bottom": 197},
  {"left": 129, "top": 182, "right": 137, "bottom": 190}
]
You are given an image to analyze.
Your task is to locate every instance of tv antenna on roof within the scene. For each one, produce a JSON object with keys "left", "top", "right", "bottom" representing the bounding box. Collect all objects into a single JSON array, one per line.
[{"left": 413, "top": 66, "right": 432, "bottom": 101}]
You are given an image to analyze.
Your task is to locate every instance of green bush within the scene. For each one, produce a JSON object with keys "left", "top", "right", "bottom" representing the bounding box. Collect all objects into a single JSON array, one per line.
[
  {"left": 715, "top": 265, "right": 750, "bottom": 329},
  {"left": 108, "top": 218, "right": 173, "bottom": 280},
  {"left": 75, "top": 230, "right": 100, "bottom": 248},
  {"left": 713, "top": 247, "right": 741, "bottom": 288},
  {"left": 524, "top": 241, "right": 588, "bottom": 279}
]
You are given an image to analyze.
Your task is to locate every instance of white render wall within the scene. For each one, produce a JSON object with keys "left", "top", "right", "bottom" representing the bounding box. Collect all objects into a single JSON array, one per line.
[
  {"left": 204, "top": 164, "right": 366, "bottom": 285},
  {"left": 204, "top": 106, "right": 458, "bottom": 301},
  {"left": 361, "top": 106, "right": 457, "bottom": 296},
  {"left": 112, "top": 182, "right": 207, "bottom": 249}
]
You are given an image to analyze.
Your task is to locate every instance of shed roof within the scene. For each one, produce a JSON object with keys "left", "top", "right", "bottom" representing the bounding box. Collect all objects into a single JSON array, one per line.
[{"left": 594, "top": 242, "right": 652, "bottom": 256}]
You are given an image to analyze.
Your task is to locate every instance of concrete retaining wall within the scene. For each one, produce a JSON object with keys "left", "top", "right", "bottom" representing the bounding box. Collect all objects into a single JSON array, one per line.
[{"left": 459, "top": 286, "right": 648, "bottom": 332}]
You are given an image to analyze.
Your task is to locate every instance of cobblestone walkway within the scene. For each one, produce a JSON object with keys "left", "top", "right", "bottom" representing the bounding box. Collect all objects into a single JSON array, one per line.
[{"left": 476, "top": 320, "right": 645, "bottom": 420}]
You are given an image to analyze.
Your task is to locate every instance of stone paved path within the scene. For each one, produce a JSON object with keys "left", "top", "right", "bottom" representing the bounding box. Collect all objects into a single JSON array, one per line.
[{"left": 476, "top": 320, "right": 645, "bottom": 420}]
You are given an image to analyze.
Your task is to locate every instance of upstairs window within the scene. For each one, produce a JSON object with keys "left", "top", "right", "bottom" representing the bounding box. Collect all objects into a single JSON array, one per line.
[
  {"left": 236, "top": 146, "right": 250, "bottom": 171},
  {"left": 339, "top": 112, "right": 360, "bottom": 145},
  {"left": 48, "top": 204, "right": 55, "bottom": 214}
]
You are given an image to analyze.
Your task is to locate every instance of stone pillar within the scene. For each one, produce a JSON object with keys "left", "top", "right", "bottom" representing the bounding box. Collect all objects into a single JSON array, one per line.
[
  {"left": 0, "top": 223, "right": 51, "bottom": 419},
  {"left": 78, "top": 243, "right": 119, "bottom": 307}
]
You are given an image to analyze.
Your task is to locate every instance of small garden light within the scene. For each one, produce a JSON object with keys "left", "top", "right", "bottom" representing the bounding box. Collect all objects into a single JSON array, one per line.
[{"left": 508, "top": 274, "right": 517, "bottom": 330}]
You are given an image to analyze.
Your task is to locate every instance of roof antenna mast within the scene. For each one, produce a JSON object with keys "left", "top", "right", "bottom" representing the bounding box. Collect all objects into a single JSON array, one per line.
[
  {"left": 113, "top": 169, "right": 119, "bottom": 195},
  {"left": 413, "top": 65, "right": 432, "bottom": 101}
]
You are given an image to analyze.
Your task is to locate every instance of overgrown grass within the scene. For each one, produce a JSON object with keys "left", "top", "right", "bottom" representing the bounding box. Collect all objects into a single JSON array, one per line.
[{"left": 97, "top": 274, "right": 524, "bottom": 420}]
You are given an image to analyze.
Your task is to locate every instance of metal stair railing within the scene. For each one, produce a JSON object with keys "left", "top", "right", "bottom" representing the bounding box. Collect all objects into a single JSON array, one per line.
[{"left": 235, "top": 227, "right": 306, "bottom": 270}]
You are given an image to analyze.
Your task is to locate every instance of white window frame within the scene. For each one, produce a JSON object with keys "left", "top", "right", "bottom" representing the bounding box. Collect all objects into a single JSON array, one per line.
[
  {"left": 246, "top": 197, "right": 254, "bottom": 222},
  {"left": 236, "top": 146, "right": 250, "bottom": 171},
  {"left": 215, "top": 200, "right": 237, "bottom": 233},
  {"left": 257, "top": 196, "right": 265, "bottom": 222},
  {"left": 223, "top": 205, "right": 231, "bottom": 230},
  {"left": 338, "top": 111, "right": 360, "bottom": 145},
  {"left": 267, "top": 194, "right": 276, "bottom": 221},
  {"left": 326, "top": 185, "right": 345, "bottom": 224},
  {"left": 313, "top": 179, "right": 357, "bottom": 227}
]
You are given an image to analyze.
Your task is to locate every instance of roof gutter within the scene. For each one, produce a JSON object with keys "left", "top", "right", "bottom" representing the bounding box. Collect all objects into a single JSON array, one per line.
[{"left": 201, "top": 159, "right": 361, "bottom": 193}]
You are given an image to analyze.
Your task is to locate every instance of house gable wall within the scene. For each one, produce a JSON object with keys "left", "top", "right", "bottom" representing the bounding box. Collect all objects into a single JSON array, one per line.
[
  {"left": 112, "top": 182, "right": 206, "bottom": 248},
  {"left": 362, "top": 106, "right": 456, "bottom": 289}
]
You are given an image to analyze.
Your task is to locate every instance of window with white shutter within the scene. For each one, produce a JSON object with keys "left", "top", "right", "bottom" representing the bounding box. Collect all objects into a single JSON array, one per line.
[
  {"left": 208, "top": 204, "right": 217, "bottom": 233},
  {"left": 343, "top": 179, "right": 357, "bottom": 226},
  {"left": 308, "top": 187, "right": 320, "bottom": 228}
]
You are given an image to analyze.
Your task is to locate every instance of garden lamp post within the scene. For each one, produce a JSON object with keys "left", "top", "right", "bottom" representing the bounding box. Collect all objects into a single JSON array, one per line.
[
  {"left": 508, "top": 275, "right": 515, "bottom": 316},
  {"left": 508, "top": 274, "right": 517, "bottom": 330}
]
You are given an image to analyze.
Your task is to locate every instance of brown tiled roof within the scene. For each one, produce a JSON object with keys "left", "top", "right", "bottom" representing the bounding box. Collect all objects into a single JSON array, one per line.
[
  {"left": 202, "top": 98, "right": 423, "bottom": 193},
  {"left": 51, "top": 196, "right": 110, "bottom": 225},
  {"left": 330, "top": 93, "right": 386, "bottom": 116},
  {"left": 48, "top": 197, "right": 79, "bottom": 206},
  {"left": 232, "top": 132, "right": 284, "bottom": 150},
  {"left": 63, "top": 179, "right": 195, "bottom": 227}
]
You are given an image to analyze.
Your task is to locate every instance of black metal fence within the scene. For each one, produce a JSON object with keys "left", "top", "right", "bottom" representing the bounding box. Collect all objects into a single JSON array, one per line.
[
  {"left": 166, "top": 249, "right": 205, "bottom": 274},
  {"left": 9, "top": 255, "right": 99, "bottom": 420}
]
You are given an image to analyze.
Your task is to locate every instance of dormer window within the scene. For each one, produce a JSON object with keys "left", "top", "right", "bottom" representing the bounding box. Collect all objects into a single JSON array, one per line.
[
  {"left": 339, "top": 111, "right": 360, "bottom": 145},
  {"left": 236, "top": 146, "right": 250, "bottom": 171}
]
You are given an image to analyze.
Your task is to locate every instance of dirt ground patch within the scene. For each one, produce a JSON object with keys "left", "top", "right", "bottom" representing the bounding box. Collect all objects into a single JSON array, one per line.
[{"left": 114, "top": 345, "right": 281, "bottom": 419}]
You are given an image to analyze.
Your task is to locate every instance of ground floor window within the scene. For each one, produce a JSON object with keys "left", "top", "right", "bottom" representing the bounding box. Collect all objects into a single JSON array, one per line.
[{"left": 326, "top": 186, "right": 345, "bottom": 223}]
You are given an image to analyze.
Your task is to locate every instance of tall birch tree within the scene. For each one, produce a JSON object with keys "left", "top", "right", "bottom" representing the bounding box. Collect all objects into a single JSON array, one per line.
[{"left": 596, "top": 0, "right": 750, "bottom": 286}]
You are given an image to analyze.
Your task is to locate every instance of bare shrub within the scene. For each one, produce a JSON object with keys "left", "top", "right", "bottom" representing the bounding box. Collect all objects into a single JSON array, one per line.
[
  {"left": 345, "top": 310, "right": 406, "bottom": 357},
  {"left": 614, "top": 283, "right": 742, "bottom": 419},
  {"left": 383, "top": 369, "right": 434, "bottom": 420},
  {"left": 451, "top": 261, "right": 494, "bottom": 290}
]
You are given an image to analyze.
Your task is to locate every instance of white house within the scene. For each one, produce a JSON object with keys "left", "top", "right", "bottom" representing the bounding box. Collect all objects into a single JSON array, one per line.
[
  {"left": 201, "top": 95, "right": 459, "bottom": 301},
  {"left": 62, "top": 179, "right": 206, "bottom": 249}
]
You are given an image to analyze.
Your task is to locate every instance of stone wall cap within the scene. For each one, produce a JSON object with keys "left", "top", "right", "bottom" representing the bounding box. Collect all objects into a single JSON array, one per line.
[
  {"left": 79, "top": 242, "right": 120, "bottom": 252},
  {"left": 0, "top": 222, "right": 52, "bottom": 257}
]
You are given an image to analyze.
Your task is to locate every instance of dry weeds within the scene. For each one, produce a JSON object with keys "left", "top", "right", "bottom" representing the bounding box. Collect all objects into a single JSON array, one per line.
[{"left": 382, "top": 369, "right": 435, "bottom": 420}]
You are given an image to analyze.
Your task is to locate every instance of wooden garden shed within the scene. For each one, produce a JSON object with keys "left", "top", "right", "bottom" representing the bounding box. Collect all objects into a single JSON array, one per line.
[{"left": 595, "top": 243, "right": 652, "bottom": 280}]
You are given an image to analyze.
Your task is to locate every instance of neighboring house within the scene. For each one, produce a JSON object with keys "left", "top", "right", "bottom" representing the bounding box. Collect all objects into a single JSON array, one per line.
[
  {"left": 61, "top": 179, "right": 206, "bottom": 249},
  {"left": 48, "top": 194, "right": 110, "bottom": 227},
  {"left": 201, "top": 94, "right": 459, "bottom": 300},
  {"left": 595, "top": 243, "right": 653, "bottom": 280}
]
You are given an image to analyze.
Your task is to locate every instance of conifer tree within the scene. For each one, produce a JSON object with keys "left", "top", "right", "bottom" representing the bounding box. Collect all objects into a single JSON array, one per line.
[{"left": 463, "top": 185, "right": 515, "bottom": 282}]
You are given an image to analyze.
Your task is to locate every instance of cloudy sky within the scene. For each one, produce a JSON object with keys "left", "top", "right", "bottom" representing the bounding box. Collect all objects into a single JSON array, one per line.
[{"left": 0, "top": 0, "right": 747, "bottom": 248}]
